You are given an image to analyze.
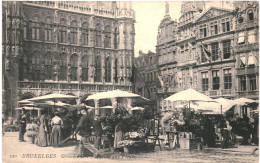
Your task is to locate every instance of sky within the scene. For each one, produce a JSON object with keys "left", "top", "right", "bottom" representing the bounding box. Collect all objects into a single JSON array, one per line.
[
  {"left": 132, "top": 1, "right": 234, "bottom": 57},
  {"left": 132, "top": 1, "right": 182, "bottom": 56}
]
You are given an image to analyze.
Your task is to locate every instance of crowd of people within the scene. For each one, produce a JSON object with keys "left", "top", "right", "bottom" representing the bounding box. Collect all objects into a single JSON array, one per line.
[
  {"left": 16, "top": 106, "right": 259, "bottom": 156},
  {"left": 16, "top": 107, "right": 126, "bottom": 156}
]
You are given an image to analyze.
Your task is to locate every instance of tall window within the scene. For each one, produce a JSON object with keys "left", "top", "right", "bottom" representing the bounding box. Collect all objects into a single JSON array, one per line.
[
  {"left": 70, "top": 20, "right": 78, "bottom": 44},
  {"left": 223, "top": 40, "right": 231, "bottom": 59},
  {"left": 23, "top": 21, "right": 28, "bottom": 39},
  {"left": 32, "top": 52, "right": 41, "bottom": 80},
  {"left": 105, "top": 57, "right": 111, "bottom": 82},
  {"left": 201, "top": 45, "right": 208, "bottom": 63},
  {"left": 201, "top": 72, "right": 208, "bottom": 91},
  {"left": 81, "top": 22, "right": 89, "bottom": 45},
  {"left": 212, "top": 70, "right": 220, "bottom": 90},
  {"left": 70, "top": 54, "right": 78, "bottom": 81},
  {"left": 210, "top": 25, "right": 218, "bottom": 35},
  {"left": 104, "top": 25, "right": 111, "bottom": 48},
  {"left": 59, "top": 19, "right": 67, "bottom": 43},
  {"left": 81, "top": 55, "right": 88, "bottom": 81},
  {"left": 114, "top": 58, "right": 118, "bottom": 83},
  {"left": 95, "top": 56, "right": 102, "bottom": 82},
  {"left": 114, "top": 27, "right": 118, "bottom": 49},
  {"left": 240, "top": 75, "right": 246, "bottom": 91},
  {"left": 222, "top": 21, "right": 230, "bottom": 33},
  {"left": 211, "top": 43, "right": 219, "bottom": 61},
  {"left": 44, "top": 53, "right": 53, "bottom": 80},
  {"left": 45, "top": 24, "right": 52, "bottom": 42},
  {"left": 224, "top": 69, "right": 232, "bottom": 89},
  {"left": 96, "top": 24, "right": 102, "bottom": 47},
  {"left": 32, "top": 22, "right": 40, "bottom": 40},
  {"left": 249, "top": 75, "right": 256, "bottom": 91},
  {"left": 248, "top": 10, "right": 254, "bottom": 21},
  {"left": 58, "top": 53, "right": 67, "bottom": 81},
  {"left": 200, "top": 28, "right": 207, "bottom": 38}
]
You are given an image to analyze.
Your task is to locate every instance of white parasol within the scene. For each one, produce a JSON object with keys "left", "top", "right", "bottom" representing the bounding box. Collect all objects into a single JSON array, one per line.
[
  {"left": 15, "top": 107, "right": 44, "bottom": 110},
  {"left": 86, "top": 89, "right": 142, "bottom": 100},
  {"left": 164, "top": 89, "right": 216, "bottom": 111},
  {"left": 233, "top": 97, "right": 257, "bottom": 105},
  {"left": 131, "top": 107, "right": 145, "bottom": 111}
]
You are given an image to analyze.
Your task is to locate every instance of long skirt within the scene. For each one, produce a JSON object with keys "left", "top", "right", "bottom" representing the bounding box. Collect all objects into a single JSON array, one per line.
[
  {"left": 35, "top": 125, "right": 48, "bottom": 147},
  {"left": 114, "top": 131, "right": 123, "bottom": 148},
  {"left": 50, "top": 125, "right": 62, "bottom": 146}
]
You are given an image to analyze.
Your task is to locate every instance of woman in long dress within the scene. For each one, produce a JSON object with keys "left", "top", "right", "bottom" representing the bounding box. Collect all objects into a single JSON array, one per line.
[
  {"left": 35, "top": 112, "right": 48, "bottom": 147},
  {"left": 114, "top": 120, "right": 124, "bottom": 149},
  {"left": 50, "top": 112, "right": 63, "bottom": 147}
]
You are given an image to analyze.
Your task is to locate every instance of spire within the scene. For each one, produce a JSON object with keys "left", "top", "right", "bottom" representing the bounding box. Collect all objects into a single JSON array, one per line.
[{"left": 165, "top": 2, "right": 169, "bottom": 16}]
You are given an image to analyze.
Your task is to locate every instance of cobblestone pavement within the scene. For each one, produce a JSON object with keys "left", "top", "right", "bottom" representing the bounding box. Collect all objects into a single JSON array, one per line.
[{"left": 2, "top": 132, "right": 259, "bottom": 163}]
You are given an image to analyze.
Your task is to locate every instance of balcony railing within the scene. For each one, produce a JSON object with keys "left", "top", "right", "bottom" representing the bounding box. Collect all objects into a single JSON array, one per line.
[{"left": 17, "top": 81, "right": 132, "bottom": 92}]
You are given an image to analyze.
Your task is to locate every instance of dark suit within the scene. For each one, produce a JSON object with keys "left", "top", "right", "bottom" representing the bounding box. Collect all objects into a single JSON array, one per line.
[{"left": 18, "top": 114, "right": 27, "bottom": 141}]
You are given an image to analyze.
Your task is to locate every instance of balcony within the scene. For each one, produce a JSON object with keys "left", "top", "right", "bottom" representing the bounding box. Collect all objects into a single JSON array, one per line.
[
  {"left": 202, "top": 89, "right": 235, "bottom": 97},
  {"left": 17, "top": 81, "right": 132, "bottom": 95},
  {"left": 237, "top": 67, "right": 258, "bottom": 75},
  {"left": 157, "top": 87, "right": 179, "bottom": 94}
]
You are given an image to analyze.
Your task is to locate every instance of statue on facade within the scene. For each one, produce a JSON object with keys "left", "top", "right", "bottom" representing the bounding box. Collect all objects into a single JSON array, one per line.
[
  {"left": 53, "top": 61, "right": 60, "bottom": 81},
  {"left": 5, "top": 59, "right": 11, "bottom": 71},
  {"left": 79, "top": 65, "right": 82, "bottom": 82}
]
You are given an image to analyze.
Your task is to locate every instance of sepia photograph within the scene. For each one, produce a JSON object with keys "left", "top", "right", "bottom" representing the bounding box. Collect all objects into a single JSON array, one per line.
[{"left": 1, "top": 1, "right": 259, "bottom": 162}]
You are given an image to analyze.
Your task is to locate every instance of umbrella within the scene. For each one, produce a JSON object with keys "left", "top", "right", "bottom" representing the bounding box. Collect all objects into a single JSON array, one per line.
[
  {"left": 44, "top": 101, "right": 71, "bottom": 107},
  {"left": 99, "top": 106, "right": 114, "bottom": 109},
  {"left": 233, "top": 97, "right": 257, "bottom": 105},
  {"left": 18, "top": 99, "right": 32, "bottom": 104},
  {"left": 16, "top": 107, "right": 43, "bottom": 110},
  {"left": 165, "top": 89, "right": 215, "bottom": 102},
  {"left": 28, "top": 93, "right": 77, "bottom": 102},
  {"left": 131, "top": 107, "right": 145, "bottom": 111},
  {"left": 164, "top": 89, "right": 216, "bottom": 111},
  {"left": 28, "top": 93, "right": 77, "bottom": 113},
  {"left": 86, "top": 89, "right": 142, "bottom": 100}
]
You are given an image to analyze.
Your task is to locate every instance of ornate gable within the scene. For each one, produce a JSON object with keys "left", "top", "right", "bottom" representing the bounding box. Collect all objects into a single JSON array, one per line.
[{"left": 196, "top": 7, "right": 233, "bottom": 22}]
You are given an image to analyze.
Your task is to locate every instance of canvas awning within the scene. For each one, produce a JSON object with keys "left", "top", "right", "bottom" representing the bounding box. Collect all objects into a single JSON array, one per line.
[{"left": 248, "top": 55, "right": 255, "bottom": 65}]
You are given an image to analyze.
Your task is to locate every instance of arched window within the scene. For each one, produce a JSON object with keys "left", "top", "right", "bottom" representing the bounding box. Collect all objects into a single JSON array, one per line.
[
  {"left": 44, "top": 52, "right": 53, "bottom": 80},
  {"left": 70, "top": 54, "right": 78, "bottom": 81},
  {"left": 114, "top": 58, "right": 118, "bottom": 83},
  {"left": 70, "top": 20, "right": 78, "bottom": 44},
  {"left": 104, "top": 25, "right": 111, "bottom": 48},
  {"left": 59, "top": 19, "right": 67, "bottom": 43},
  {"left": 31, "top": 17, "right": 40, "bottom": 40},
  {"left": 96, "top": 24, "right": 102, "bottom": 47},
  {"left": 45, "top": 18, "right": 53, "bottom": 42},
  {"left": 81, "top": 55, "right": 89, "bottom": 81},
  {"left": 32, "top": 51, "right": 41, "bottom": 81},
  {"left": 58, "top": 53, "right": 67, "bottom": 81},
  {"left": 248, "top": 10, "right": 254, "bottom": 21},
  {"left": 81, "top": 22, "right": 89, "bottom": 45},
  {"left": 95, "top": 56, "right": 102, "bottom": 82},
  {"left": 105, "top": 57, "right": 111, "bottom": 82}
]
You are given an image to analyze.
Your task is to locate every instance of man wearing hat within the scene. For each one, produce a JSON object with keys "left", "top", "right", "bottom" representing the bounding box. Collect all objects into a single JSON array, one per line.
[
  {"left": 74, "top": 107, "right": 92, "bottom": 156},
  {"left": 18, "top": 108, "right": 27, "bottom": 142}
]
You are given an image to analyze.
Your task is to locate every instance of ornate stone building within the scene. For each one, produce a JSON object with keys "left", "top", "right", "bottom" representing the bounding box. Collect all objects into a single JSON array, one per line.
[
  {"left": 234, "top": 1, "right": 259, "bottom": 100},
  {"left": 156, "top": 2, "right": 178, "bottom": 111},
  {"left": 2, "top": 1, "right": 135, "bottom": 118},
  {"left": 156, "top": 1, "right": 259, "bottom": 111},
  {"left": 134, "top": 50, "right": 158, "bottom": 110}
]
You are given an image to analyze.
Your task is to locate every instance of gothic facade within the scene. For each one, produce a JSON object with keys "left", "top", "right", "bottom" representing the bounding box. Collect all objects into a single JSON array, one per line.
[{"left": 2, "top": 1, "right": 135, "bottom": 118}]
